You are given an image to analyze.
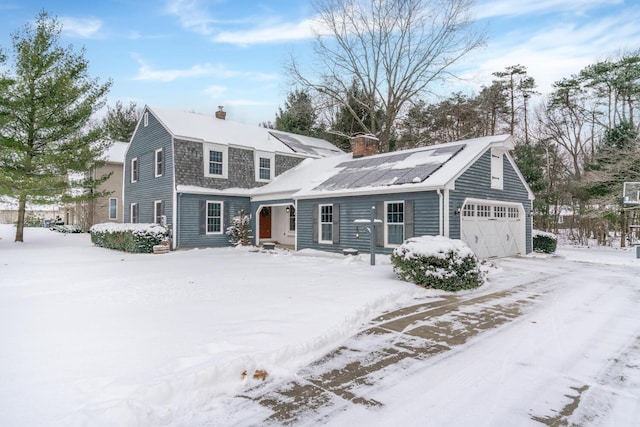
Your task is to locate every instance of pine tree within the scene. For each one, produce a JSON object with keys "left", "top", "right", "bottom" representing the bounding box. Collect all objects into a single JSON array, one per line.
[
  {"left": 102, "top": 100, "right": 140, "bottom": 142},
  {"left": 0, "top": 11, "right": 111, "bottom": 242}
]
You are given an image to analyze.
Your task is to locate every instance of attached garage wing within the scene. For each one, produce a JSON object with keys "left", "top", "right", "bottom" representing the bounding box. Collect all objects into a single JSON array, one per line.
[{"left": 460, "top": 199, "right": 525, "bottom": 259}]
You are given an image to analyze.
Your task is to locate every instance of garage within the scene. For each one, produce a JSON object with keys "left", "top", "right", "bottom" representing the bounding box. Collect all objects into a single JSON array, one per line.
[{"left": 460, "top": 198, "right": 525, "bottom": 259}]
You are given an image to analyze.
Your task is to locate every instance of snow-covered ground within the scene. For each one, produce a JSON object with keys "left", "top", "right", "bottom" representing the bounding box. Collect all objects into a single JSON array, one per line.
[{"left": 0, "top": 225, "right": 639, "bottom": 426}]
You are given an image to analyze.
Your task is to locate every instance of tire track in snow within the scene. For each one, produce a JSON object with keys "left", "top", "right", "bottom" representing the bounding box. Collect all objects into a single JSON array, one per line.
[{"left": 236, "top": 258, "right": 582, "bottom": 425}]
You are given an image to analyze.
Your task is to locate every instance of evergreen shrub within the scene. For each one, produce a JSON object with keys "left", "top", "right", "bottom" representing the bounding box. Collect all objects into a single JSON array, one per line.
[
  {"left": 90, "top": 223, "right": 168, "bottom": 253},
  {"left": 533, "top": 230, "right": 558, "bottom": 254},
  {"left": 391, "top": 235, "right": 483, "bottom": 291}
]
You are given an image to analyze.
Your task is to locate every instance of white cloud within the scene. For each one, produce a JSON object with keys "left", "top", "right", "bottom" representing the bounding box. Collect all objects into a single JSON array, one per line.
[
  {"left": 131, "top": 55, "right": 278, "bottom": 82},
  {"left": 474, "top": 0, "right": 622, "bottom": 20},
  {"left": 204, "top": 85, "right": 227, "bottom": 98},
  {"left": 213, "top": 17, "right": 322, "bottom": 45},
  {"left": 60, "top": 17, "right": 103, "bottom": 39},
  {"left": 164, "top": 0, "right": 216, "bottom": 36},
  {"left": 454, "top": 5, "right": 640, "bottom": 95}
]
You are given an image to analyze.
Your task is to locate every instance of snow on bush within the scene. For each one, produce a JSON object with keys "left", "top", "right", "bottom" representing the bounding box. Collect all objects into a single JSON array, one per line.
[
  {"left": 533, "top": 229, "right": 558, "bottom": 254},
  {"left": 90, "top": 223, "right": 168, "bottom": 253},
  {"left": 226, "top": 210, "right": 252, "bottom": 246},
  {"left": 391, "top": 235, "right": 483, "bottom": 291}
]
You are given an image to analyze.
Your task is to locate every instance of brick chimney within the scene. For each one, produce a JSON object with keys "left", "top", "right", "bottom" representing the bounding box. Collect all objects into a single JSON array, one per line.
[
  {"left": 215, "top": 105, "right": 226, "bottom": 120},
  {"left": 350, "top": 133, "right": 380, "bottom": 158}
]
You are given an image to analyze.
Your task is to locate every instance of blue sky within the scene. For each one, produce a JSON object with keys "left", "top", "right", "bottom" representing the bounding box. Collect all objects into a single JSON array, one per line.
[{"left": 0, "top": 0, "right": 639, "bottom": 126}]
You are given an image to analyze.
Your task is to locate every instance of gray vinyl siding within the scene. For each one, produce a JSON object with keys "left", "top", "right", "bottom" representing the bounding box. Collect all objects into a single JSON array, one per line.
[
  {"left": 297, "top": 191, "right": 440, "bottom": 255},
  {"left": 124, "top": 109, "right": 174, "bottom": 226},
  {"left": 176, "top": 193, "right": 251, "bottom": 248},
  {"left": 450, "top": 150, "right": 533, "bottom": 253}
]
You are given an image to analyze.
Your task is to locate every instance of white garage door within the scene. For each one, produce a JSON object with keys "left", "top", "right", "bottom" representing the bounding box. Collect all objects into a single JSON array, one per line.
[{"left": 460, "top": 199, "right": 525, "bottom": 259}]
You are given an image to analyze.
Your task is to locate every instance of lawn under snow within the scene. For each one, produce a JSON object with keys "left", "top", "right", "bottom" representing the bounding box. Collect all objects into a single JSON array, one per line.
[{"left": 1, "top": 225, "right": 639, "bottom": 426}]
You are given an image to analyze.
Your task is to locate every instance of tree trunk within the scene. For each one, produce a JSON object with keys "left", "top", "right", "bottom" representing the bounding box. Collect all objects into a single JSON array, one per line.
[{"left": 15, "top": 193, "right": 27, "bottom": 242}]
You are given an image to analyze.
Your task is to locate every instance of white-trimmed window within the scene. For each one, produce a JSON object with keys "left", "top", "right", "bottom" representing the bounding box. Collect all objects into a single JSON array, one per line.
[
  {"left": 288, "top": 205, "right": 296, "bottom": 232},
  {"left": 153, "top": 200, "right": 164, "bottom": 224},
  {"left": 206, "top": 201, "right": 223, "bottom": 234},
  {"left": 319, "top": 204, "right": 333, "bottom": 243},
  {"left": 494, "top": 206, "right": 506, "bottom": 218},
  {"left": 143, "top": 112, "right": 149, "bottom": 127},
  {"left": 508, "top": 207, "right": 519, "bottom": 218},
  {"left": 491, "top": 148, "right": 504, "bottom": 190},
  {"left": 155, "top": 148, "right": 163, "bottom": 177},
  {"left": 109, "top": 198, "right": 117, "bottom": 220},
  {"left": 385, "top": 201, "right": 404, "bottom": 246},
  {"left": 204, "top": 143, "right": 228, "bottom": 179},
  {"left": 255, "top": 151, "right": 275, "bottom": 182},
  {"left": 131, "top": 157, "right": 139, "bottom": 183},
  {"left": 130, "top": 203, "right": 138, "bottom": 223}
]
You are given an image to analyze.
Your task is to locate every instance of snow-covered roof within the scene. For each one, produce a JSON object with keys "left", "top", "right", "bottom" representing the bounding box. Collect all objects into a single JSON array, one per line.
[
  {"left": 0, "top": 196, "right": 60, "bottom": 212},
  {"left": 103, "top": 141, "right": 128, "bottom": 164},
  {"left": 147, "top": 106, "right": 342, "bottom": 158},
  {"left": 254, "top": 134, "right": 519, "bottom": 201}
]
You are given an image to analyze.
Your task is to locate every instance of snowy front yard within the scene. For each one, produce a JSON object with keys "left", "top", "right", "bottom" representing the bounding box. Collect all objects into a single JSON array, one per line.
[{"left": 1, "top": 225, "right": 639, "bottom": 426}]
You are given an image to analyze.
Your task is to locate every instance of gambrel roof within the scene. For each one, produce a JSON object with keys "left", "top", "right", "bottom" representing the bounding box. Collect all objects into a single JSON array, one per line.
[
  {"left": 147, "top": 106, "right": 342, "bottom": 158},
  {"left": 252, "top": 134, "right": 534, "bottom": 201}
]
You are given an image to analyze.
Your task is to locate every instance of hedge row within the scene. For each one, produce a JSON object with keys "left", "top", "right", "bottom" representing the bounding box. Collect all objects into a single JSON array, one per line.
[{"left": 90, "top": 223, "right": 168, "bottom": 253}]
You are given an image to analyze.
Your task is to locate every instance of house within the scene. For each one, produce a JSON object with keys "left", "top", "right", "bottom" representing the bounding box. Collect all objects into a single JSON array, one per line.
[
  {"left": 123, "top": 106, "right": 343, "bottom": 249},
  {"left": 61, "top": 141, "right": 128, "bottom": 230},
  {"left": 253, "top": 133, "right": 534, "bottom": 258},
  {"left": 0, "top": 196, "right": 60, "bottom": 225}
]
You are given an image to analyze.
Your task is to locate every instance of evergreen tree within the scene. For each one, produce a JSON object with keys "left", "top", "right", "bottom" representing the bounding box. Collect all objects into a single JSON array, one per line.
[
  {"left": 275, "top": 89, "right": 318, "bottom": 136},
  {"left": 0, "top": 11, "right": 111, "bottom": 242},
  {"left": 102, "top": 100, "right": 140, "bottom": 142}
]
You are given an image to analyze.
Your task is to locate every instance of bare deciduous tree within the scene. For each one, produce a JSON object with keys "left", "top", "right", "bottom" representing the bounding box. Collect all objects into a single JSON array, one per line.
[{"left": 288, "top": 0, "right": 484, "bottom": 151}]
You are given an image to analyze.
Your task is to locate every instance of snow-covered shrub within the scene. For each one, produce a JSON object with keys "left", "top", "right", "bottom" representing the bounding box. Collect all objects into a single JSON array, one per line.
[
  {"left": 391, "top": 235, "right": 483, "bottom": 291},
  {"left": 52, "top": 224, "right": 82, "bottom": 233},
  {"left": 90, "top": 223, "right": 168, "bottom": 253},
  {"left": 533, "top": 229, "right": 558, "bottom": 254},
  {"left": 226, "top": 210, "right": 252, "bottom": 246}
]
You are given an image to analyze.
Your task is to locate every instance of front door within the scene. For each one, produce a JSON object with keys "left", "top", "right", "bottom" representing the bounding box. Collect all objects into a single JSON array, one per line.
[{"left": 259, "top": 207, "right": 272, "bottom": 239}]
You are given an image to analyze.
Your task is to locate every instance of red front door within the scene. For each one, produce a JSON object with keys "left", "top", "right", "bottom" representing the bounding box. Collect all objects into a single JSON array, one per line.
[{"left": 259, "top": 207, "right": 272, "bottom": 239}]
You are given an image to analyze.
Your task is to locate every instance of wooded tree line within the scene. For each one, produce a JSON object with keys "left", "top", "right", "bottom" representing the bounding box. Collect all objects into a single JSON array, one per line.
[{"left": 273, "top": 55, "right": 640, "bottom": 246}]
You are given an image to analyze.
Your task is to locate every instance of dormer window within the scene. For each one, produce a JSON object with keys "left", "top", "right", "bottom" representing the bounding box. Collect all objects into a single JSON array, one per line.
[
  {"left": 255, "top": 151, "right": 275, "bottom": 182},
  {"left": 204, "top": 143, "right": 228, "bottom": 179}
]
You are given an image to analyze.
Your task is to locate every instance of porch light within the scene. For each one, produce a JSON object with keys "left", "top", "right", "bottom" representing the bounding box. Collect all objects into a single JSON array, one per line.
[
  {"left": 454, "top": 205, "right": 462, "bottom": 215},
  {"left": 285, "top": 206, "right": 290, "bottom": 213}
]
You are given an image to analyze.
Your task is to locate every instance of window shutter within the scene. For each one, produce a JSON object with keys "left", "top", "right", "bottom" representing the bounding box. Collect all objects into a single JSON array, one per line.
[
  {"left": 199, "top": 200, "right": 206, "bottom": 235},
  {"left": 375, "top": 201, "right": 384, "bottom": 247},
  {"left": 312, "top": 204, "right": 318, "bottom": 243},
  {"left": 404, "top": 200, "right": 414, "bottom": 239},
  {"left": 223, "top": 201, "right": 229, "bottom": 233},
  {"left": 332, "top": 203, "right": 340, "bottom": 244}
]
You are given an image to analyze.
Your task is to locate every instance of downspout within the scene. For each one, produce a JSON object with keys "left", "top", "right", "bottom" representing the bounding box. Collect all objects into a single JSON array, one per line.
[
  {"left": 437, "top": 189, "right": 444, "bottom": 236},
  {"left": 443, "top": 188, "right": 450, "bottom": 238},
  {"left": 175, "top": 192, "right": 181, "bottom": 250}
]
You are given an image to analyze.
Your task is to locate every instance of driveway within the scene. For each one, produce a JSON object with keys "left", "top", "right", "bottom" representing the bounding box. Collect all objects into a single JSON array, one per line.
[{"left": 213, "top": 255, "right": 640, "bottom": 426}]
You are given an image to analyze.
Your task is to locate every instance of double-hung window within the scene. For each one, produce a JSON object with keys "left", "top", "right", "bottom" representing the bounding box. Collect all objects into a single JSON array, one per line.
[
  {"left": 154, "top": 200, "right": 164, "bottom": 224},
  {"left": 386, "top": 201, "right": 404, "bottom": 246},
  {"left": 206, "top": 201, "right": 222, "bottom": 234},
  {"left": 130, "top": 203, "right": 138, "bottom": 223},
  {"left": 109, "top": 198, "right": 117, "bottom": 220},
  {"left": 131, "top": 158, "right": 139, "bottom": 183},
  {"left": 204, "top": 143, "right": 228, "bottom": 179},
  {"left": 259, "top": 158, "right": 271, "bottom": 180},
  {"left": 155, "top": 148, "right": 163, "bottom": 177},
  {"left": 319, "top": 204, "right": 333, "bottom": 243},
  {"left": 255, "top": 151, "right": 275, "bottom": 182}
]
